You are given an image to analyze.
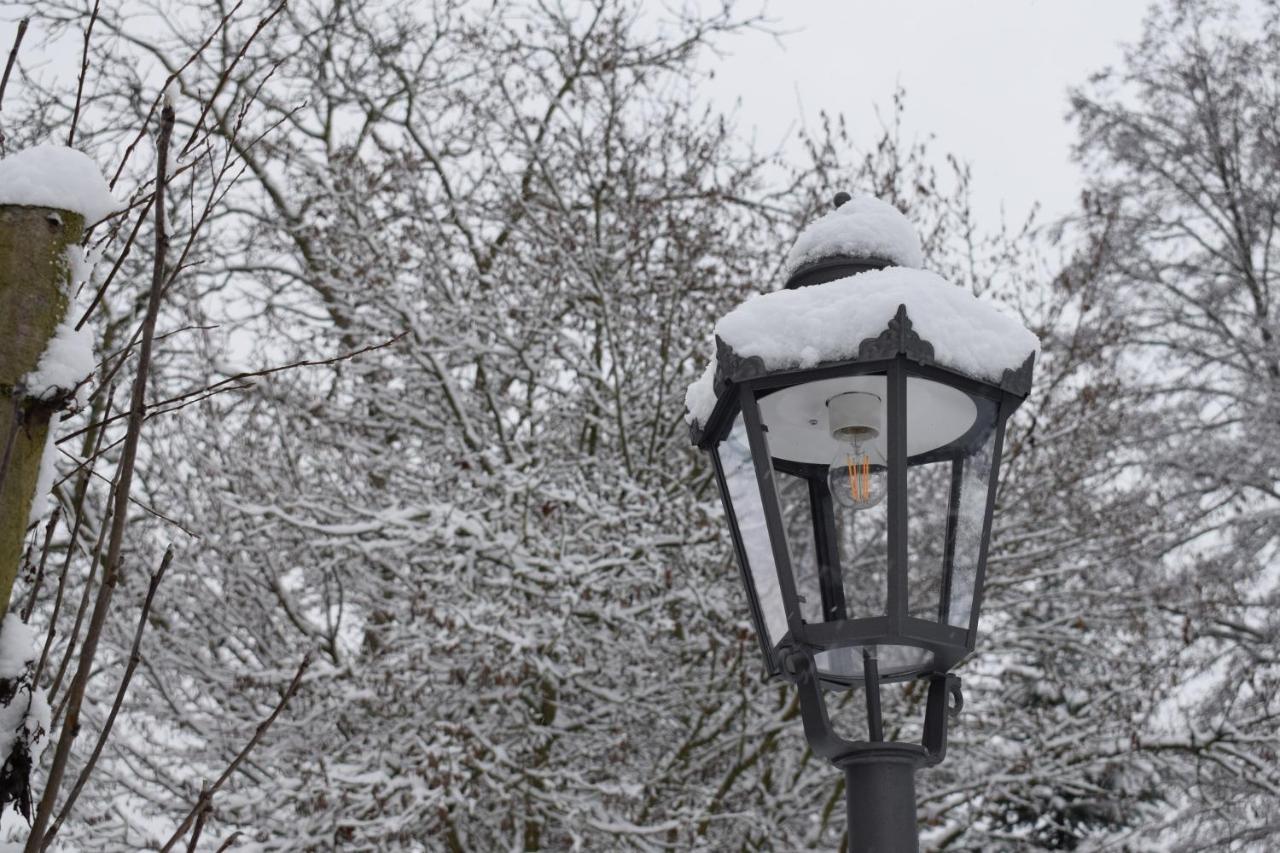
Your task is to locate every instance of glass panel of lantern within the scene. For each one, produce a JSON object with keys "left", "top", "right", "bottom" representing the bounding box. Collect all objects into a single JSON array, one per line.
[
  {"left": 752, "top": 368, "right": 901, "bottom": 683},
  {"left": 713, "top": 411, "right": 788, "bottom": 675},
  {"left": 902, "top": 364, "right": 1003, "bottom": 637}
]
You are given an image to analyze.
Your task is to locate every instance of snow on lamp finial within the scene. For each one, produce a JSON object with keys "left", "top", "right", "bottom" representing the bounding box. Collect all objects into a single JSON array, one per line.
[{"left": 784, "top": 194, "right": 923, "bottom": 290}]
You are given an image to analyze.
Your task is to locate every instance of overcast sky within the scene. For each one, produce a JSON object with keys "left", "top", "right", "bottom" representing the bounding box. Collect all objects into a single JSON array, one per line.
[
  {"left": 702, "top": 0, "right": 1152, "bottom": 228},
  {"left": 8, "top": 1, "right": 1152, "bottom": 229}
]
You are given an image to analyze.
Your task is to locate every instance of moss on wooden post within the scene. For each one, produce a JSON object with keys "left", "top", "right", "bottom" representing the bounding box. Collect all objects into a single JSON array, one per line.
[{"left": 0, "top": 204, "right": 84, "bottom": 613}]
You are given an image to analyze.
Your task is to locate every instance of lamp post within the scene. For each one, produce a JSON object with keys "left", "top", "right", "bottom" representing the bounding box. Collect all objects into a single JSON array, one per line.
[{"left": 686, "top": 194, "right": 1037, "bottom": 851}]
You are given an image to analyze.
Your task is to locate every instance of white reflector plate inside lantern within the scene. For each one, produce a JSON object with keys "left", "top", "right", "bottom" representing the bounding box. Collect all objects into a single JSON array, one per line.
[
  {"left": 758, "top": 376, "right": 976, "bottom": 464},
  {"left": 815, "top": 644, "right": 934, "bottom": 680}
]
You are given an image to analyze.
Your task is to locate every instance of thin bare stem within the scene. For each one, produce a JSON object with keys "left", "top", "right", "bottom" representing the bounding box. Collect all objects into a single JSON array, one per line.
[
  {"left": 105, "top": 1, "right": 245, "bottom": 191},
  {"left": 75, "top": 188, "right": 155, "bottom": 330},
  {"left": 42, "top": 547, "right": 173, "bottom": 848},
  {"left": 57, "top": 333, "right": 407, "bottom": 446},
  {"left": 47, "top": 472, "right": 113, "bottom": 708},
  {"left": 25, "top": 102, "right": 176, "bottom": 853},
  {"left": 178, "top": 0, "right": 287, "bottom": 160},
  {"left": 66, "top": 1, "right": 99, "bottom": 148},
  {"left": 212, "top": 833, "right": 241, "bottom": 853},
  {"left": 19, "top": 507, "right": 61, "bottom": 622},
  {"left": 34, "top": 379, "right": 115, "bottom": 686},
  {"left": 0, "top": 17, "right": 29, "bottom": 154},
  {"left": 184, "top": 783, "right": 210, "bottom": 853},
  {"left": 159, "top": 653, "right": 312, "bottom": 852}
]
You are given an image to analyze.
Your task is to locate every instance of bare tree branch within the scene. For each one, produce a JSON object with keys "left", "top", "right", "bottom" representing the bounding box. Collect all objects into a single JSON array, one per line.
[
  {"left": 25, "top": 101, "right": 176, "bottom": 853},
  {"left": 41, "top": 546, "right": 173, "bottom": 848}
]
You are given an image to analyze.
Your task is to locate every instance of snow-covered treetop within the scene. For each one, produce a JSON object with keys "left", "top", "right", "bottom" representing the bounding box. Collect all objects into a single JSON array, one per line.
[
  {"left": 784, "top": 195, "right": 923, "bottom": 275},
  {"left": 685, "top": 267, "right": 1040, "bottom": 428},
  {"left": 0, "top": 144, "right": 124, "bottom": 223}
]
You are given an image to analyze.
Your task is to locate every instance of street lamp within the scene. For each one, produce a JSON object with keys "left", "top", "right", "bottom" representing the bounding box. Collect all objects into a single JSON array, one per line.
[{"left": 686, "top": 194, "right": 1037, "bottom": 851}]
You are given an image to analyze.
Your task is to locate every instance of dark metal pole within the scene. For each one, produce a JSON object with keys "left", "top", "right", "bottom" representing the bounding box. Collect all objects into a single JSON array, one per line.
[{"left": 840, "top": 745, "right": 924, "bottom": 853}]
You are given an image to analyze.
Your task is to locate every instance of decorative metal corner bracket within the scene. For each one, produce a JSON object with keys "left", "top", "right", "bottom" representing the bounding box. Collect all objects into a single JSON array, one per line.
[
  {"left": 998, "top": 352, "right": 1036, "bottom": 398},
  {"left": 856, "top": 304, "right": 936, "bottom": 364},
  {"left": 712, "top": 335, "right": 769, "bottom": 398}
]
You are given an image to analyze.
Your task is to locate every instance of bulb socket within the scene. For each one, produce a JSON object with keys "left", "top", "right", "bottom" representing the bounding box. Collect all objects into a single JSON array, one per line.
[{"left": 827, "top": 391, "right": 883, "bottom": 442}]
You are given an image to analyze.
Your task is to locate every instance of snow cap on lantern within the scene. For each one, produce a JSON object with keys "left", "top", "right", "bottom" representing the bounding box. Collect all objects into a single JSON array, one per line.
[
  {"left": 685, "top": 194, "right": 1038, "bottom": 435},
  {"left": 783, "top": 193, "right": 924, "bottom": 286}
]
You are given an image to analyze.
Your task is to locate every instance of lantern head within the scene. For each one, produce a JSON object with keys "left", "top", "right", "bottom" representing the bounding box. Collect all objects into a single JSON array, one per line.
[{"left": 688, "top": 196, "right": 1037, "bottom": 690}]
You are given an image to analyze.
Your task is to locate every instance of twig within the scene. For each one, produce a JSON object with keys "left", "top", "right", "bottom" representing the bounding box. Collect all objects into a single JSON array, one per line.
[
  {"left": 184, "top": 783, "right": 210, "bottom": 853},
  {"left": 42, "top": 547, "right": 173, "bottom": 848},
  {"left": 50, "top": 450, "right": 200, "bottom": 539},
  {"left": 106, "top": 0, "right": 245, "bottom": 191},
  {"left": 66, "top": 2, "right": 99, "bottom": 148},
  {"left": 75, "top": 188, "right": 156, "bottom": 330},
  {"left": 78, "top": 150, "right": 211, "bottom": 323},
  {"left": 80, "top": 117, "right": 245, "bottom": 328},
  {"left": 212, "top": 833, "right": 241, "bottom": 853},
  {"left": 69, "top": 324, "right": 219, "bottom": 389},
  {"left": 0, "top": 17, "right": 26, "bottom": 109},
  {"left": 57, "top": 333, "right": 408, "bottom": 446},
  {"left": 34, "top": 387, "right": 114, "bottom": 687},
  {"left": 178, "top": 0, "right": 288, "bottom": 160},
  {"left": 25, "top": 102, "right": 176, "bottom": 853},
  {"left": 0, "top": 17, "right": 28, "bottom": 154},
  {"left": 20, "top": 507, "right": 61, "bottom": 622},
  {"left": 143, "top": 382, "right": 255, "bottom": 422},
  {"left": 159, "top": 653, "right": 312, "bottom": 852},
  {"left": 47, "top": 471, "right": 114, "bottom": 708}
]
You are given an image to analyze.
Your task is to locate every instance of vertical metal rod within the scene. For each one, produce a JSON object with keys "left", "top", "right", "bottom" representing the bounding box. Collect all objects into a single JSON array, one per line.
[
  {"left": 885, "top": 359, "right": 908, "bottom": 630},
  {"left": 966, "top": 412, "right": 1009, "bottom": 639},
  {"left": 938, "top": 456, "right": 964, "bottom": 624},
  {"left": 809, "top": 479, "right": 848, "bottom": 621},
  {"left": 863, "top": 649, "right": 883, "bottom": 742}
]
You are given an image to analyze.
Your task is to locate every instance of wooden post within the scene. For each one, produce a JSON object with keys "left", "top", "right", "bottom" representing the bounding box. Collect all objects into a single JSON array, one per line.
[{"left": 0, "top": 203, "right": 84, "bottom": 613}]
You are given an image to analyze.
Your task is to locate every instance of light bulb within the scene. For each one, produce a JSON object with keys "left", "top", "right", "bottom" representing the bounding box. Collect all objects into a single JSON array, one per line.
[
  {"left": 827, "top": 436, "right": 887, "bottom": 510},
  {"left": 825, "top": 391, "right": 887, "bottom": 510}
]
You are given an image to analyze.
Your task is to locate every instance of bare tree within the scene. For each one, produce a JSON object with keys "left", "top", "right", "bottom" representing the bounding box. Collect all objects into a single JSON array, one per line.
[{"left": 1060, "top": 0, "right": 1280, "bottom": 846}]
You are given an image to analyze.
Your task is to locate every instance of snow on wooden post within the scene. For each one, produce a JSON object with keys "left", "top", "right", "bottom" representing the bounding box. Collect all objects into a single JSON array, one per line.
[
  {"left": 0, "top": 144, "right": 119, "bottom": 614},
  {"left": 0, "top": 204, "right": 84, "bottom": 612}
]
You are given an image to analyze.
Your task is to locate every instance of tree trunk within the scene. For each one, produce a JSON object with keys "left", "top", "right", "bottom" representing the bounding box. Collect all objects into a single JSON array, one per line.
[{"left": 0, "top": 204, "right": 84, "bottom": 613}]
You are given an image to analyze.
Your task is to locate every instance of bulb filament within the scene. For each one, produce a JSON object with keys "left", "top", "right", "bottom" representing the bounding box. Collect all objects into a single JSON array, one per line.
[{"left": 845, "top": 453, "right": 871, "bottom": 503}]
